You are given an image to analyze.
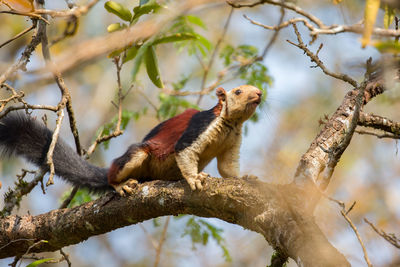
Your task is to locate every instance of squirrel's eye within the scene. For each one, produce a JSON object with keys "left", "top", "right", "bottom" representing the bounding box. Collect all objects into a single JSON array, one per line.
[{"left": 235, "top": 89, "right": 242, "bottom": 95}]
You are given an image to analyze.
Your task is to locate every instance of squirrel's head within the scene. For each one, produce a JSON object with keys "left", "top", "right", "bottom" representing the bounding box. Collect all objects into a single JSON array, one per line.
[{"left": 216, "top": 85, "right": 262, "bottom": 122}]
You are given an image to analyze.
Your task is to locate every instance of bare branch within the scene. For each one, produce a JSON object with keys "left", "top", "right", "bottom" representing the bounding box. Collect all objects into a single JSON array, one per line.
[
  {"left": 0, "top": 20, "right": 41, "bottom": 85},
  {"left": 340, "top": 210, "right": 372, "bottom": 267},
  {"left": 236, "top": 1, "right": 400, "bottom": 40},
  {"left": 364, "top": 218, "right": 400, "bottom": 249},
  {"left": 326, "top": 197, "right": 373, "bottom": 267},
  {"left": 1, "top": 168, "right": 47, "bottom": 217},
  {"left": 358, "top": 112, "right": 400, "bottom": 136},
  {"left": 34, "top": 0, "right": 100, "bottom": 18},
  {"left": 356, "top": 129, "right": 400, "bottom": 139},
  {"left": 46, "top": 109, "right": 65, "bottom": 186},
  {"left": 286, "top": 23, "right": 358, "bottom": 87},
  {"left": 228, "top": 0, "right": 324, "bottom": 28},
  {"left": 85, "top": 57, "right": 125, "bottom": 157},
  {"left": 59, "top": 187, "right": 79, "bottom": 209},
  {"left": 293, "top": 63, "right": 386, "bottom": 209},
  {"left": 154, "top": 217, "right": 170, "bottom": 267},
  {"left": 0, "top": 23, "right": 36, "bottom": 49}
]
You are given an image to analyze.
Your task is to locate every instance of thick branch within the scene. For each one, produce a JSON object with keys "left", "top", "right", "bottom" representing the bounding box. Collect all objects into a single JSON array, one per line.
[
  {"left": 293, "top": 76, "right": 386, "bottom": 207},
  {"left": 0, "top": 178, "right": 349, "bottom": 266}
]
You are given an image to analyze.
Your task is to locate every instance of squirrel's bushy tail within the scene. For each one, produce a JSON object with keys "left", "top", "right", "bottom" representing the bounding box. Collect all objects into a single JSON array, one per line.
[{"left": 0, "top": 113, "right": 112, "bottom": 193}]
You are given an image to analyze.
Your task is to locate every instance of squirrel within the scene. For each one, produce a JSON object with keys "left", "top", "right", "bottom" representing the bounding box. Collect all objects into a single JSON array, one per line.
[{"left": 0, "top": 85, "right": 262, "bottom": 196}]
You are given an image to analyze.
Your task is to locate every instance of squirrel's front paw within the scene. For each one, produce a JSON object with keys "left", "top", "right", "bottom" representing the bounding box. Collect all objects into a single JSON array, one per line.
[
  {"left": 186, "top": 172, "right": 210, "bottom": 191},
  {"left": 113, "top": 179, "right": 138, "bottom": 197}
]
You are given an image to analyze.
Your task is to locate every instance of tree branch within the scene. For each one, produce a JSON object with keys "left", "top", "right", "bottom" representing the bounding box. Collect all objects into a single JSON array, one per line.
[
  {"left": 358, "top": 112, "right": 400, "bottom": 136},
  {"left": 0, "top": 178, "right": 349, "bottom": 266},
  {"left": 293, "top": 67, "right": 388, "bottom": 209}
]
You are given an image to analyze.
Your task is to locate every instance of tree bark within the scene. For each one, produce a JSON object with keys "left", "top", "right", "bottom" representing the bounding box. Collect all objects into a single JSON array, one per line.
[{"left": 0, "top": 178, "right": 349, "bottom": 266}]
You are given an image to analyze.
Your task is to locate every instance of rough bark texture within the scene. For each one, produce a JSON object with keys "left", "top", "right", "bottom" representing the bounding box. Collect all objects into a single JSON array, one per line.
[
  {"left": 0, "top": 178, "right": 349, "bottom": 266},
  {"left": 293, "top": 80, "right": 385, "bottom": 209}
]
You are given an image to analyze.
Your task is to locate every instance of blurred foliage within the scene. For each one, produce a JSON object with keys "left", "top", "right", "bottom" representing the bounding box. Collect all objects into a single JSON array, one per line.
[
  {"left": 176, "top": 215, "right": 232, "bottom": 262},
  {"left": 60, "top": 188, "right": 93, "bottom": 208},
  {"left": 220, "top": 44, "right": 272, "bottom": 122},
  {"left": 105, "top": 1, "right": 210, "bottom": 88},
  {"left": 157, "top": 93, "right": 198, "bottom": 120}
]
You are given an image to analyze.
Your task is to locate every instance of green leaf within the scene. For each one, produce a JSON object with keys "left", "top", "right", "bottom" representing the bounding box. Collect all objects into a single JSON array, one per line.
[
  {"left": 131, "top": 45, "right": 148, "bottom": 81},
  {"left": 193, "top": 33, "right": 212, "bottom": 51},
  {"left": 144, "top": 46, "right": 164, "bottom": 88},
  {"left": 153, "top": 218, "right": 160, "bottom": 227},
  {"left": 123, "top": 45, "right": 140, "bottom": 63},
  {"left": 220, "top": 44, "right": 235, "bottom": 66},
  {"left": 157, "top": 93, "right": 198, "bottom": 119},
  {"left": 181, "top": 216, "right": 231, "bottom": 262},
  {"left": 108, "top": 48, "right": 124, "bottom": 58},
  {"left": 186, "top": 15, "right": 207, "bottom": 29},
  {"left": 383, "top": 4, "right": 395, "bottom": 29},
  {"left": 26, "top": 258, "right": 54, "bottom": 267},
  {"left": 104, "top": 1, "right": 132, "bottom": 22},
  {"left": 374, "top": 40, "right": 400, "bottom": 53},
  {"left": 107, "top": 23, "right": 126, "bottom": 33},
  {"left": 132, "top": 0, "right": 161, "bottom": 24},
  {"left": 172, "top": 74, "right": 190, "bottom": 91},
  {"left": 153, "top": 33, "right": 197, "bottom": 45}
]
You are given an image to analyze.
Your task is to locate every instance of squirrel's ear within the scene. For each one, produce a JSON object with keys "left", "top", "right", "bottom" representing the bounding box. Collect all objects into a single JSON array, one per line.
[{"left": 216, "top": 87, "right": 226, "bottom": 102}]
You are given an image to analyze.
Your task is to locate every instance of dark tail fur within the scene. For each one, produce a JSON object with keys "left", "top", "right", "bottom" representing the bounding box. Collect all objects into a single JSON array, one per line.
[{"left": 0, "top": 113, "right": 112, "bottom": 193}]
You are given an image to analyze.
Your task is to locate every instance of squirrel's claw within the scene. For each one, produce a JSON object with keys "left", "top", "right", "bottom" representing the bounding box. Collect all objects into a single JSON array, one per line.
[
  {"left": 113, "top": 179, "right": 138, "bottom": 196},
  {"left": 187, "top": 172, "right": 209, "bottom": 191}
]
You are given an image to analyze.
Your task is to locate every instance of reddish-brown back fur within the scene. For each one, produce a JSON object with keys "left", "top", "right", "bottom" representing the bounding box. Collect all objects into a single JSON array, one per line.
[
  {"left": 146, "top": 109, "right": 199, "bottom": 159},
  {"left": 108, "top": 163, "right": 119, "bottom": 184}
]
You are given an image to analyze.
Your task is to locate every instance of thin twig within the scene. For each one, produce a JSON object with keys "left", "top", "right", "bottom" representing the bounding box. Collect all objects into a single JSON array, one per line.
[
  {"left": 0, "top": 10, "right": 50, "bottom": 23},
  {"left": 154, "top": 217, "right": 170, "bottom": 267},
  {"left": 50, "top": 16, "right": 78, "bottom": 46},
  {"left": 59, "top": 248, "right": 72, "bottom": 267},
  {"left": 0, "top": 23, "right": 36, "bottom": 49},
  {"left": 230, "top": 0, "right": 400, "bottom": 38},
  {"left": 1, "top": 168, "right": 47, "bottom": 217},
  {"left": 355, "top": 129, "right": 400, "bottom": 139},
  {"left": 287, "top": 23, "right": 358, "bottom": 88},
  {"left": 46, "top": 109, "right": 65, "bottom": 186},
  {"left": 197, "top": 6, "right": 234, "bottom": 105},
  {"left": 17, "top": 240, "right": 48, "bottom": 267},
  {"left": 59, "top": 187, "right": 79, "bottom": 209},
  {"left": 340, "top": 210, "right": 373, "bottom": 267},
  {"left": 0, "top": 20, "right": 41, "bottom": 85},
  {"left": 0, "top": 103, "right": 58, "bottom": 119},
  {"left": 325, "top": 196, "right": 373, "bottom": 267},
  {"left": 259, "top": 5, "right": 285, "bottom": 58},
  {"left": 228, "top": 0, "right": 325, "bottom": 28},
  {"left": 85, "top": 57, "right": 125, "bottom": 157},
  {"left": 139, "top": 225, "right": 159, "bottom": 249},
  {"left": 34, "top": 0, "right": 100, "bottom": 18},
  {"left": 364, "top": 218, "right": 400, "bottom": 249}
]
